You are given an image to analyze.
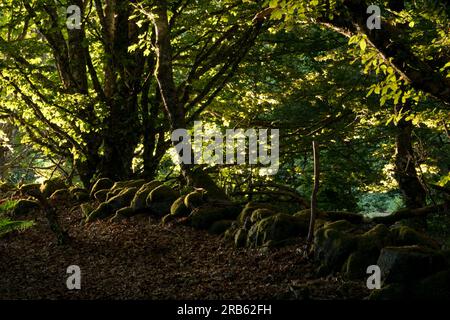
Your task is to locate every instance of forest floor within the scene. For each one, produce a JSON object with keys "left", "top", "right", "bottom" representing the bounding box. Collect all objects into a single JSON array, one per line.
[{"left": 0, "top": 205, "right": 370, "bottom": 300}]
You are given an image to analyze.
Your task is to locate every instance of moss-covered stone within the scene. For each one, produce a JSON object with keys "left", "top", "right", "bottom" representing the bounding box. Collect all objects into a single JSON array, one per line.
[
  {"left": 170, "top": 196, "right": 190, "bottom": 217},
  {"left": 184, "top": 190, "right": 206, "bottom": 209},
  {"left": 224, "top": 221, "right": 240, "bottom": 242},
  {"left": 114, "top": 206, "right": 135, "bottom": 218},
  {"left": 377, "top": 245, "right": 447, "bottom": 284},
  {"left": 208, "top": 220, "right": 234, "bottom": 235},
  {"left": 313, "top": 220, "right": 358, "bottom": 275},
  {"left": 87, "top": 187, "right": 138, "bottom": 222},
  {"left": 94, "top": 189, "right": 109, "bottom": 202},
  {"left": 49, "top": 188, "right": 72, "bottom": 201},
  {"left": 130, "top": 181, "right": 162, "bottom": 211},
  {"left": 246, "top": 213, "right": 306, "bottom": 248},
  {"left": 111, "top": 179, "right": 146, "bottom": 192},
  {"left": 147, "top": 185, "right": 177, "bottom": 204},
  {"left": 40, "top": 178, "right": 67, "bottom": 198},
  {"left": 237, "top": 202, "right": 277, "bottom": 226},
  {"left": 87, "top": 202, "right": 112, "bottom": 222},
  {"left": 18, "top": 183, "right": 41, "bottom": 197},
  {"left": 250, "top": 208, "right": 276, "bottom": 223},
  {"left": 189, "top": 205, "right": 239, "bottom": 230},
  {"left": 90, "top": 178, "right": 114, "bottom": 198},
  {"left": 234, "top": 228, "right": 248, "bottom": 248},
  {"left": 161, "top": 213, "right": 178, "bottom": 225},
  {"left": 106, "top": 188, "right": 123, "bottom": 201},
  {"left": 344, "top": 224, "right": 392, "bottom": 279},
  {"left": 108, "top": 187, "right": 138, "bottom": 209},
  {"left": 11, "top": 199, "right": 40, "bottom": 217},
  {"left": 389, "top": 225, "right": 439, "bottom": 249},
  {"left": 80, "top": 203, "right": 94, "bottom": 218},
  {"left": 293, "top": 210, "right": 327, "bottom": 231}
]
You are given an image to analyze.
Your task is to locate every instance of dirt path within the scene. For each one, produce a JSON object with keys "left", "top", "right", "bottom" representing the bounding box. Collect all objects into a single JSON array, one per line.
[{"left": 0, "top": 206, "right": 369, "bottom": 299}]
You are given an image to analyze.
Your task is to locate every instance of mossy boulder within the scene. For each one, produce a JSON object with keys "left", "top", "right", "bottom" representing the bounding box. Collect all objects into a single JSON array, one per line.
[
  {"left": 189, "top": 205, "right": 240, "bottom": 230},
  {"left": 130, "top": 181, "right": 162, "bottom": 212},
  {"left": 293, "top": 210, "right": 327, "bottom": 231},
  {"left": 161, "top": 213, "right": 178, "bottom": 225},
  {"left": 224, "top": 221, "right": 240, "bottom": 242},
  {"left": 11, "top": 199, "right": 40, "bottom": 217},
  {"left": 111, "top": 179, "right": 146, "bottom": 192},
  {"left": 344, "top": 224, "right": 392, "bottom": 279},
  {"left": 40, "top": 178, "right": 67, "bottom": 198},
  {"left": 145, "top": 185, "right": 178, "bottom": 216},
  {"left": 377, "top": 245, "right": 448, "bottom": 285},
  {"left": 110, "top": 207, "right": 136, "bottom": 222},
  {"left": 90, "top": 178, "right": 113, "bottom": 198},
  {"left": 106, "top": 188, "right": 123, "bottom": 201},
  {"left": 147, "top": 185, "right": 177, "bottom": 204},
  {"left": 49, "top": 188, "right": 72, "bottom": 201},
  {"left": 184, "top": 190, "right": 206, "bottom": 209},
  {"left": 389, "top": 225, "right": 439, "bottom": 249},
  {"left": 250, "top": 208, "right": 276, "bottom": 224},
  {"left": 234, "top": 228, "right": 248, "bottom": 248},
  {"left": 94, "top": 189, "right": 109, "bottom": 202},
  {"left": 87, "top": 202, "right": 112, "bottom": 221},
  {"left": 108, "top": 187, "right": 138, "bottom": 210},
  {"left": 237, "top": 202, "right": 277, "bottom": 226},
  {"left": 246, "top": 213, "right": 306, "bottom": 248},
  {"left": 208, "top": 220, "right": 234, "bottom": 235},
  {"left": 313, "top": 220, "right": 358, "bottom": 275},
  {"left": 87, "top": 187, "right": 138, "bottom": 222},
  {"left": 18, "top": 183, "right": 41, "bottom": 198},
  {"left": 170, "top": 196, "right": 190, "bottom": 217}
]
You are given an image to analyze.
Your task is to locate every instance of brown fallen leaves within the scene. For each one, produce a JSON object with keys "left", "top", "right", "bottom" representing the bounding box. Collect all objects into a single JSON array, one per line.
[{"left": 0, "top": 204, "right": 370, "bottom": 300}]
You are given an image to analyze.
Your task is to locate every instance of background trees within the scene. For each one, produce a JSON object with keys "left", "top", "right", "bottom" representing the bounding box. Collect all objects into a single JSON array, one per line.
[{"left": 0, "top": 0, "right": 449, "bottom": 213}]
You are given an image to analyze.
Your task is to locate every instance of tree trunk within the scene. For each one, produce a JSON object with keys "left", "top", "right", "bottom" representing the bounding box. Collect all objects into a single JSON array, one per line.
[{"left": 394, "top": 112, "right": 426, "bottom": 209}]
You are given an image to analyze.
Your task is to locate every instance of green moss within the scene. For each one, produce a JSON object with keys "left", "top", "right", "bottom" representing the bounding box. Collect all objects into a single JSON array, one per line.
[
  {"left": 147, "top": 185, "right": 177, "bottom": 204},
  {"left": 90, "top": 178, "right": 113, "bottom": 198},
  {"left": 49, "top": 189, "right": 72, "bottom": 200},
  {"left": 111, "top": 179, "right": 146, "bottom": 192},
  {"left": 237, "top": 202, "right": 276, "bottom": 226},
  {"left": 250, "top": 208, "right": 276, "bottom": 223},
  {"left": 130, "top": 181, "right": 162, "bottom": 211},
  {"left": 313, "top": 220, "right": 358, "bottom": 275},
  {"left": 390, "top": 225, "right": 439, "bottom": 249},
  {"left": 246, "top": 213, "right": 306, "bottom": 248},
  {"left": 208, "top": 220, "right": 233, "bottom": 235},
  {"left": 94, "top": 189, "right": 109, "bottom": 202},
  {"left": 106, "top": 188, "right": 123, "bottom": 201},
  {"left": 86, "top": 202, "right": 112, "bottom": 222},
  {"left": 234, "top": 228, "right": 248, "bottom": 248},
  {"left": 88, "top": 187, "right": 138, "bottom": 222},
  {"left": 40, "top": 178, "right": 67, "bottom": 198},
  {"left": 170, "top": 196, "right": 190, "bottom": 217},
  {"left": 189, "top": 205, "right": 238, "bottom": 230},
  {"left": 184, "top": 191, "right": 206, "bottom": 209},
  {"left": 161, "top": 213, "right": 177, "bottom": 225},
  {"left": 18, "top": 183, "right": 41, "bottom": 198}
]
